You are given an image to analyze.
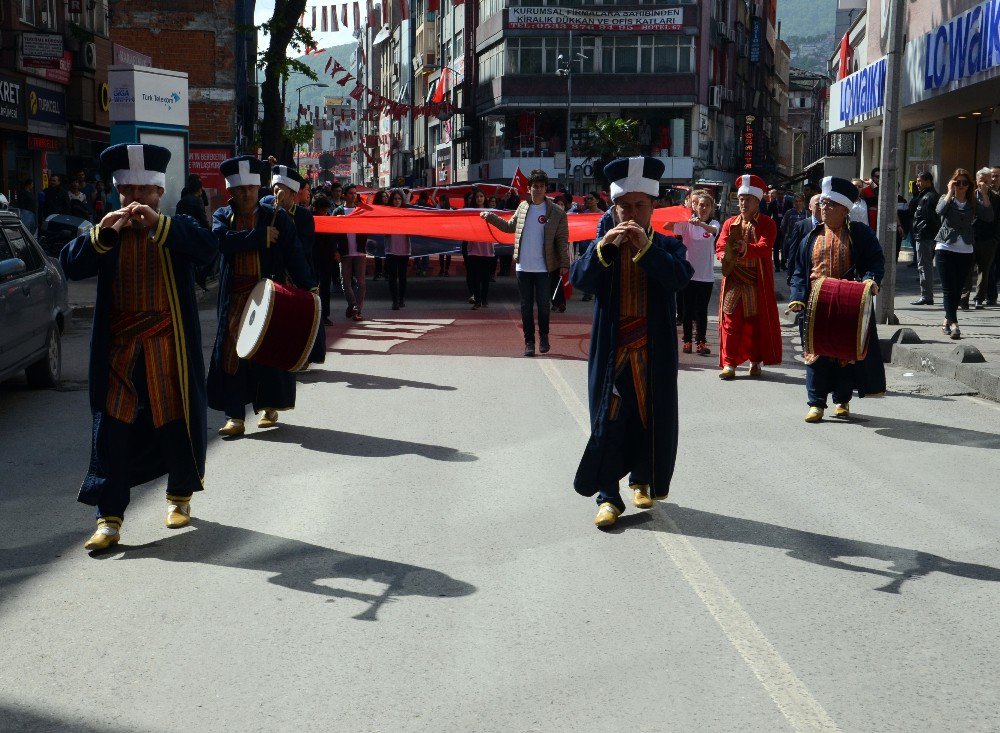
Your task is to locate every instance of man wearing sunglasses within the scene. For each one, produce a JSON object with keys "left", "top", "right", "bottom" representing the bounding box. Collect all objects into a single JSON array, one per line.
[{"left": 789, "top": 177, "right": 885, "bottom": 423}]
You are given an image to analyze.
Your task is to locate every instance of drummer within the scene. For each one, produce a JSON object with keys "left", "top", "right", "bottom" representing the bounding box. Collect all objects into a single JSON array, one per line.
[
  {"left": 207, "top": 155, "right": 317, "bottom": 437},
  {"left": 59, "top": 143, "right": 218, "bottom": 550},
  {"left": 263, "top": 163, "right": 325, "bottom": 364},
  {"left": 788, "top": 176, "right": 885, "bottom": 423}
]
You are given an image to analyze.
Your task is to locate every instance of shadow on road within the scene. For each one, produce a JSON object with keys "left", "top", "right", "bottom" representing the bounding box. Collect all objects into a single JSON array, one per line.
[
  {"left": 296, "top": 370, "right": 457, "bottom": 391},
  {"left": 243, "top": 424, "right": 478, "bottom": 461},
  {"left": 624, "top": 505, "right": 1000, "bottom": 594},
  {"left": 92, "top": 518, "right": 477, "bottom": 621},
  {"left": 851, "top": 415, "right": 1000, "bottom": 449},
  {"left": 0, "top": 703, "right": 128, "bottom": 733}
]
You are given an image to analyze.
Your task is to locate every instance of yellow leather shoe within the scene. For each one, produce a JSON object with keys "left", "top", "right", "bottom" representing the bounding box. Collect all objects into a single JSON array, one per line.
[
  {"left": 165, "top": 499, "right": 191, "bottom": 529},
  {"left": 804, "top": 406, "right": 824, "bottom": 423},
  {"left": 218, "top": 419, "right": 245, "bottom": 437},
  {"left": 631, "top": 484, "right": 654, "bottom": 509},
  {"left": 258, "top": 409, "right": 279, "bottom": 429},
  {"left": 84, "top": 517, "right": 121, "bottom": 551},
  {"left": 833, "top": 403, "right": 850, "bottom": 419},
  {"left": 594, "top": 502, "right": 622, "bottom": 528},
  {"left": 748, "top": 362, "right": 762, "bottom": 378},
  {"left": 719, "top": 366, "right": 736, "bottom": 380}
]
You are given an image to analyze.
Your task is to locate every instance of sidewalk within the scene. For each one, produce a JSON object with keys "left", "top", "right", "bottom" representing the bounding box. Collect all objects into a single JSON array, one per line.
[{"left": 68, "top": 277, "right": 219, "bottom": 319}]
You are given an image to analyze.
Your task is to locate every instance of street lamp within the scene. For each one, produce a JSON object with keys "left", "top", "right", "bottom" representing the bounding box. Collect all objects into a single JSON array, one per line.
[
  {"left": 295, "top": 82, "right": 329, "bottom": 170},
  {"left": 555, "top": 30, "right": 588, "bottom": 191}
]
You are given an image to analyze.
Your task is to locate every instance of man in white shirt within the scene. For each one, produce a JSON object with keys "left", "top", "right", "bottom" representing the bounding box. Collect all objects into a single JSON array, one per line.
[
  {"left": 849, "top": 179, "right": 869, "bottom": 225},
  {"left": 482, "top": 170, "right": 570, "bottom": 356}
]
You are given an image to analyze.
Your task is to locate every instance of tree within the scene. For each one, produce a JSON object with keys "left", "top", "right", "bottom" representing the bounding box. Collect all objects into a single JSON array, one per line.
[
  {"left": 575, "top": 118, "right": 641, "bottom": 187},
  {"left": 257, "top": 0, "right": 319, "bottom": 161}
]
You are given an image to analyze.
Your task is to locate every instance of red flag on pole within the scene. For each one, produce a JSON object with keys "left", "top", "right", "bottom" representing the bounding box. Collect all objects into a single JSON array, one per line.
[
  {"left": 428, "top": 0, "right": 439, "bottom": 10},
  {"left": 510, "top": 166, "right": 529, "bottom": 196},
  {"left": 837, "top": 33, "right": 853, "bottom": 80}
]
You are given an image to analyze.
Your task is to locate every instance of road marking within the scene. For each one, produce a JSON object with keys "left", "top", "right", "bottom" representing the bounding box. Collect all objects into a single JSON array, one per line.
[{"left": 538, "top": 358, "right": 842, "bottom": 733}]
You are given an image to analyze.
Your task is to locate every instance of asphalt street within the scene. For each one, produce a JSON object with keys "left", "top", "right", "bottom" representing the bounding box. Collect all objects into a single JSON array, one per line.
[{"left": 2, "top": 273, "right": 999, "bottom": 733}]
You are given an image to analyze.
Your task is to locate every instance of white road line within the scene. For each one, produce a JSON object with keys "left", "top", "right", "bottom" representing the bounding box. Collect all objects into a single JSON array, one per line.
[{"left": 538, "top": 357, "right": 842, "bottom": 733}]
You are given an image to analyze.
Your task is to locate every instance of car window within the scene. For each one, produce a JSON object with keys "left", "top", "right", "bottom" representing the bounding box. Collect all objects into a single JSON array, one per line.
[
  {"left": 0, "top": 237, "right": 13, "bottom": 262},
  {"left": 3, "top": 225, "right": 44, "bottom": 272}
]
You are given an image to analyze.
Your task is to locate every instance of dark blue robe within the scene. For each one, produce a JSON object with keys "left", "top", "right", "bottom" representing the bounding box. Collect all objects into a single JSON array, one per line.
[
  {"left": 207, "top": 201, "right": 317, "bottom": 415},
  {"left": 789, "top": 220, "right": 887, "bottom": 401},
  {"left": 59, "top": 214, "right": 217, "bottom": 505},
  {"left": 570, "top": 210, "right": 694, "bottom": 499}
]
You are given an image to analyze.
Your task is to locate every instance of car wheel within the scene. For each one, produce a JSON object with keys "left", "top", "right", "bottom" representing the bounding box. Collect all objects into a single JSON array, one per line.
[{"left": 25, "top": 326, "right": 61, "bottom": 389}]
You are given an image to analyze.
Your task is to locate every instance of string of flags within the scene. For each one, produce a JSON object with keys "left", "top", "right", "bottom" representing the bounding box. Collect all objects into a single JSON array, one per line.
[{"left": 300, "top": 0, "right": 465, "bottom": 31}]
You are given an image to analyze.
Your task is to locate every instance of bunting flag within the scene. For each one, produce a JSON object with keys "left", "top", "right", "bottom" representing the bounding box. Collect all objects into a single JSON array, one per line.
[
  {"left": 331, "top": 4, "right": 339, "bottom": 31},
  {"left": 325, "top": 58, "right": 333, "bottom": 73},
  {"left": 321, "top": 6, "right": 328, "bottom": 31},
  {"left": 336, "top": 73, "right": 355, "bottom": 86},
  {"left": 311, "top": 6, "right": 317, "bottom": 29},
  {"left": 366, "top": 0, "right": 377, "bottom": 26},
  {"left": 349, "top": 83, "right": 365, "bottom": 100},
  {"left": 398, "top": 0, "right": 410, "bottom": 21},
  {"left": 332, "top": 61, "right": 346, "bottom": 75},
  {"left": 314, "top": 206, "right": 691, "bottom": 243},
  {"left": 341, "top": 3, "right": 348, "bottom": 26},
  {"left": 353, "top": 2, "right": 361, "bottom": 29}
]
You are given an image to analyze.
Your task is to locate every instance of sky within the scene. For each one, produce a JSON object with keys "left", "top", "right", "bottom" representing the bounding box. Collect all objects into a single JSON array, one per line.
[{"left": 254, "top": 0, "right": 356, "bottom": 56}]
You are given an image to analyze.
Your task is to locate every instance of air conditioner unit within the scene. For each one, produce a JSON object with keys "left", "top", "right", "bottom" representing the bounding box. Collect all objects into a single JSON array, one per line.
[
  {"left": 709, "top": 85, "right": 723, "bottom": 109},
  {"left": 82, "top": 42, "right": 98, "bottom": 72},
  {"left": 722, "top": 87, "right": 734, "bottom": 102}
]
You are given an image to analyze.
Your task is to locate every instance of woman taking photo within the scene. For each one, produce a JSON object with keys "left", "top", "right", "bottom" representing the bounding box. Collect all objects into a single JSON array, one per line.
[
  {"left": 935, "top": 168, "right": 993, "bottom": 339},
  {"left": 465, "top": 188, "right": 495, "bottom": 309},
  {"left": 386, "top": 189, "right": 411, "bottom": 310}
]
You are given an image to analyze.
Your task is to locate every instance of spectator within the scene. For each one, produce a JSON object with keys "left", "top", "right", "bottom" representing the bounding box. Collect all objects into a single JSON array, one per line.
[
  {"left": 334, "top": 184, "right": 369, "bottom": 321},
  {"left": 371, "top": 189, "right": 389, "bottom": 281},
  {"left": 934, "top": 168, "right": 993, "bottom": 339},
  {"left": 43, "top": 174, "right": 71, "bottom": 219},
  {"left": 962, "top": 167, "right": 1000, "bottom": 310},
  {"left": 15, "top": 179, "right": 38, "bottom": 234},
  {"left": 92, "top": 180, "right": 107, "bottom": 222},
  {"left": 675, "top": 189, "right": 720, "bottom": 356},
  {"left": 67, "top": 179, "right": 91, "bottom": 219},
  {"left": 176, "top": 176, "right": 210, "bottom": 229},
  {"left": 849, "top": 179, "right": 870, "bottom": 225},
  {"left": 312, "top": 194, "right": 338, "bottom": 325},
  {"left": 784, "top": 194, "right": 822, "bottom": 286},
  {"left": 385, "top": 189, "right": 411, "bottom": 310},
  {"left": 778, "top": 193, "right": 809, "bottom": 273},
  {"left": 908, "top": 170, "right": 941, "bottom": 305},
  {"left": 465, "top": 188, "right": 494, "bottom": 309},
  {"left": 989, "top": 165, "right": 1000, "bottom": 305},
  {"left": 77, "top": 170, "right": 96, "bottom": 210},
  {"left": 481, "top": 169, "right": 570, "bottom": 356}
]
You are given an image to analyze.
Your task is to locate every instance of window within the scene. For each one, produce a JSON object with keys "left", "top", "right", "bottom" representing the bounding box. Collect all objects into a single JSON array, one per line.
[
  {"left": 40, "top": 0, "right": 57, "bottom": 29},
  {"left": 19, "top": 0, "right": 36, "bottom": 25},
  {"left": 3, "top": 226, "right": 43, "bottom": 272},
  {"left": 478, "top": 43, "right": 505, "bottom": 84}
]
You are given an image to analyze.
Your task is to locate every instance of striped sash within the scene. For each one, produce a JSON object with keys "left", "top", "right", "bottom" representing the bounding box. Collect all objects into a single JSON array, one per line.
[{"left": 106, "top": 311, "right": 183, "bottom": 427}]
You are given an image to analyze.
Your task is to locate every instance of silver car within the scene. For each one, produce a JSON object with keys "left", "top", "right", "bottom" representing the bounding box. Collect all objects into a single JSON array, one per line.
[{"left": 0, "top": 209, "right": 70, "bottom": 387}]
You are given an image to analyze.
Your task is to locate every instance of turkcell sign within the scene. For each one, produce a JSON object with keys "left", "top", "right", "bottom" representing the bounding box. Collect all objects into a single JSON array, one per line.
[
  {"left": 921, "top": 0, "right": 1000, "bottom": 91},
  {"left": 839, "top": 57, "right": 886, "bottom": 122}
]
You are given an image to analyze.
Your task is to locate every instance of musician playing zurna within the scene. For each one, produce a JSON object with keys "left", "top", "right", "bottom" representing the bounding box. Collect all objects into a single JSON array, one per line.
[
  {"left": 208, "top": 156, "right": 317, "bottom": 437},
  {"left": 571, "top": 157, "right": 694, "bottom": 529},
  {"left": 789, "top": 176, "right": 885, "bottom": 423},
  {"left": 262, "top": 162, "right": 325, "bottom": 364},
  {"left": 59, "top": 143, "right": 218, "bottom": 551},
  {"left": 715, "top": 174, "right": 783, "bottom": 380}
]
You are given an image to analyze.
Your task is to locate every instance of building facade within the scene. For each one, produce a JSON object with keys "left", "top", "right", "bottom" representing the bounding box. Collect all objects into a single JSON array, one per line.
[{"left": 823, "top": 0, "right": 1000, "bottom": 192}]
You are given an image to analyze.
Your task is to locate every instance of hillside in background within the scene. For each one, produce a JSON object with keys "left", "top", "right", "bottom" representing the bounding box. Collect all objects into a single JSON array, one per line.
[
  {"left": 778, "top": 0, "right": 838, "bottom": 74},
  {"left": 285, "top": 43, "right": 357, "bottom": 114}
]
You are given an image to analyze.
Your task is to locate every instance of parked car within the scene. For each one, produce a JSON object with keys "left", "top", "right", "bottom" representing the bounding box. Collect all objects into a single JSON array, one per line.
[
  {"left": 0, "top": 209, "right": 70, "bottom": 388},
  {"left": 38, "top": 213, "right": 91, "bottom": 257}
]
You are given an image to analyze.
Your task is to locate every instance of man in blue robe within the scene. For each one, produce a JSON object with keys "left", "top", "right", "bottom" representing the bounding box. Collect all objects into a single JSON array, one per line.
[
  {"left": 571, "top": 157, "right": 694, "bottom": 528},
  {"left": 60, "top": 143, "right": 218, "bottom": 551},
  {"left": 789, "top": 176, "right": 886, "bottom": 423},
  {"left": 207, "top": 156, "right": 317, "bottom": 437}
]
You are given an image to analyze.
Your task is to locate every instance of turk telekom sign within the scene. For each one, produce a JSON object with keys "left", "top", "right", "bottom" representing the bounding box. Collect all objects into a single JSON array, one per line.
[{"left": 508, "top": 7, "right": 683, "bottom": 31}]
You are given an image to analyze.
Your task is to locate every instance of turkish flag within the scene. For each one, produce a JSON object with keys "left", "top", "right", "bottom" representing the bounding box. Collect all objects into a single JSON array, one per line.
[
  {"left": 428, "top": 0, "right": 439, "bottom": 10},
  {"left": 510, "top": 166, "right": 529, "bottom": 196}
]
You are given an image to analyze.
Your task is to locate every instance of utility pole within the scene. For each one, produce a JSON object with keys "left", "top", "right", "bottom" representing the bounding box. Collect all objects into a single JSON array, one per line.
[{"left": 875, "top": 0, "right": 905, "bottom": 325}]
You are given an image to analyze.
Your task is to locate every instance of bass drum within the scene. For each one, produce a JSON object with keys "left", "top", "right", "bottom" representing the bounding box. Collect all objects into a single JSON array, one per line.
[
  {"left": 236, "top": 279, "right": 321, "bottom": 372},
  {"left": 805, "top": 276, "right": 875, "bottom": 361}
]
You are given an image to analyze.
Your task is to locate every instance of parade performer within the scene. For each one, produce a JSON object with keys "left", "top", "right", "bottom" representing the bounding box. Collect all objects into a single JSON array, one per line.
[
  {"left": 570, "top": 157, "right": 694, "bottom": 528},
  {"left": 788, "top": 177, "right": 885, "bottom": 423},
  {"left": 716, "top": 174, "right": 783, "bottom": 379},
  {"left": 207, "top": 156, "right": 317, "bottom": 437},
  {"left": 263, "top": 163, "right": 326, "bottom": 363},
  {"left": 60, "top": 143, "right": 218, "bottom": 550}
]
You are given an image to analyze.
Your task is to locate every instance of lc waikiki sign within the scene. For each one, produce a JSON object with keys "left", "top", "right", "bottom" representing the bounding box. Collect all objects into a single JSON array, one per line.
[
  {"left": 828, "top": 57, "right": 886, "bottom": 130},
  {"left": 906, "top": 0, "right": 1000, "bottom": 103}
]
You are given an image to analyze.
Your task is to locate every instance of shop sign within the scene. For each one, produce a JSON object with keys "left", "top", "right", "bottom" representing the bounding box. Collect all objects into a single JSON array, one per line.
[
  {"left": 21, "top": 33, "right": 64, "bottom": 65},
  {"left": 0, "top": 74, "right": 25, "bottom": 126},
  {"left": 749, "top": 18, "right": 763, "bottom": 63},
  {"left": 26, "top": 84, "right": 66, "bottom": 126},
  {"left": 112, "top": 43, "right": 152, "bottom": 67},
  {"left": 27, "top": 135, "right": 61, "bottom": 152},
  {"left": 742, "top": 115, "right": 755, "bottom": 171},
  {"left": 837, "top": 57, "right": 886, "bottom": 122},
  {"left": 108, "top": 66, "right": 189, "bottom": 127},
  {"left": 918, "top": 0, "right": 1000, "bottom": 92},
  {"left": 18, "top": 51, "right": 72, "bottom": 85},
  {"left": 507, "top": 7, "right": 683, "bottom": 32}
]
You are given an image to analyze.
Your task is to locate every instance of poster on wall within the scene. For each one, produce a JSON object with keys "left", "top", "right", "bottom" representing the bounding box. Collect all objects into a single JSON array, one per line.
[
  {"left": 507, "top": 7, "right": 683, "bottom": 31},
  {"left": 189, "top": 145, "right": 234, "bottom": 213}
]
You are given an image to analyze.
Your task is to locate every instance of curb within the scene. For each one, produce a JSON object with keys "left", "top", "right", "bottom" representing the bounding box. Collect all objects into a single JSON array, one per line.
[{"left": 889, "top": 331, "right": 1000, "bottom": 403}]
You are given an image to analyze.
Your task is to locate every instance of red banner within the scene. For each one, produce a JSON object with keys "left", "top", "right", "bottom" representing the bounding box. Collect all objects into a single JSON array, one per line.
[
  {"left": 189, "top": 145, "right": 234, "bottom": 213},
  {"left": 314, "top": 205, "right": 690, "bottom": 243}
]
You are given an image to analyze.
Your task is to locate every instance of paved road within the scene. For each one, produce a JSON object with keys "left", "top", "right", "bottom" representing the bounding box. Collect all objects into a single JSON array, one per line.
[{"left": 2, "top": 275, "right": 999, "bottom": 732}]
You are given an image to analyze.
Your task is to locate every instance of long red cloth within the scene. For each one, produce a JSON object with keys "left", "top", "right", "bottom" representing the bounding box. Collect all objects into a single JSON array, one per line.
[{"left": 314, "top": 205, "right": 691, "bottom": 244}]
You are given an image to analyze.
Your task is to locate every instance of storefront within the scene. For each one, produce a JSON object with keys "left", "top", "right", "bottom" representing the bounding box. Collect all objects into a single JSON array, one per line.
[
  {"left": 0, "top": 73, "right": 29, "bottom": 198},
  {"left": 25, "top": 81, "right": 68, "bottom": 191}
]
